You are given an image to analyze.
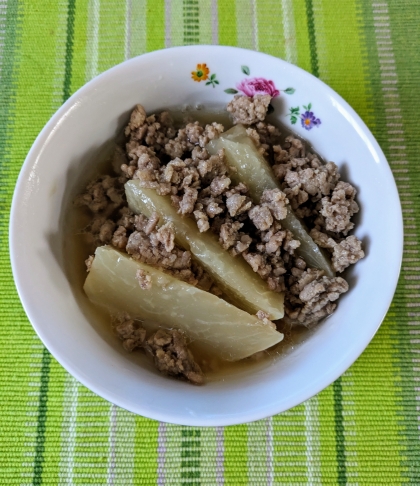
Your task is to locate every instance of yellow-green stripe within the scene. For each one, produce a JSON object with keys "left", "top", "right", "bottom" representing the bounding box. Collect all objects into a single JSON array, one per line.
[{"left": 217, "top": 0, "right": 237, "bottom": 46}]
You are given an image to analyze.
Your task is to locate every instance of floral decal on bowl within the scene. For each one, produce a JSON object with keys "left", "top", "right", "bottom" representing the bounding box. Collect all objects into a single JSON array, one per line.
[
  {"left": 288, "top": 103, "right": 322, "bottom": 130},
  {"left": 224, "top": 65, "right": 295, "bottom": 99},
  {"left": 236, "top": 77, "right": 280, "bottom": 97},
  {"left": 191, "top": 63, "right": 219, "bottom": 87}
]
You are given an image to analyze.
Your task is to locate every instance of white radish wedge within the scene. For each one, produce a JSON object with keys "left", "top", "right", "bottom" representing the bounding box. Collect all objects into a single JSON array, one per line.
[{"left": 84, "top": 246, "right": 283, "bottom": 361}]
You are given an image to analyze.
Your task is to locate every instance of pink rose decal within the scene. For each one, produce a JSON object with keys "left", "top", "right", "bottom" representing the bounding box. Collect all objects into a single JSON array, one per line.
[
  {"left": 223, "top": 66, "right": 296, "bottom": 114},
  {"left": 236, "top": 77, "right": 280, "bottom": 98}
]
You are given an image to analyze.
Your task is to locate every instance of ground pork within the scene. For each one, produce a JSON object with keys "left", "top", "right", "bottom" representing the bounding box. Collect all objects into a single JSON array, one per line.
[
  {"left": 75, "top": 175, "right": 126, "bottom": 214},
  {"left": 144, "top": 329, "right": 204, "bottom": 385},
  {"left": 125, "top": 105, "right": 177, "bottom": 153},
  {"left": 284, "top": 161, "right": 340, "bottom": 200},
  {"left": 136, "top": 269, "right": 152, "bottom": 290},
  {"left": 114, "top": 318, "right": 203, "bottom": 385},
  {"left": 85, "top": 255, "right": 94, "bottom": 272},
  {"left": 285, "top": 268, "right": 349, "bottom": 327},
  {"left": 115, "top": 318, "right": 147, "bottom": 352},
  {"left": 332, "top": 235, "right": 365, "bottom": 273},
  {"left": 227, "top": 95, "right": 272, "bottom": 125},
  {"left": 249, "top": 205, "right": 273, "bottom": 231},
  {"left": 321, "top": 181, "right": 359, "bottom": 234},
  {"left": 309, "top": 228, "right": 337, "bottom": 250}
]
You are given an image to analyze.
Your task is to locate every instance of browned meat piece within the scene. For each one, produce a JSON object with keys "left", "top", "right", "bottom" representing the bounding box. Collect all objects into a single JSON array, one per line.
[
  {"left": 219, "top": 220, "right": 243, "bottom": 250},
  {"left": 135, "top": 269, "right": 152, "bottom": 289},
  {"left": 125, "top": 106, "right": 177, "bottom": 153},
  {"left": 85, "top": 255, "right": 94, "bottom": 272},
  {"left": 74, "top": 175, "right": 126, "bottom": 214},
  {"left": 309, "top": 228, "right": 337, "bottom": 250},
  {"left": 321, "top": 181, "right": 359, "bottom": 234},
  {"left": 193, "top": 209, "right": 210, "bottom": 232},
  {"left": 284, "top": 161, "right": 340, "bottom": 200},
  {"left": 283, "top": 185, "right": 309, "bottom": 210},
  {"left": 115, "top": 319, "right": 147, "bottom": 352},
  {"left": 156, "top": 222, "right": 176, "bottom": 252},
  {"left": 260, "top": 188, "right": 288, "bottom": 220},
  {"left": 332, "top": 235, "right": 365, "bottom": 273},
  {"left": 254, "top": 122, "right": 282, "bottom": 148},
  {"left": 97, "top": 219, "right": 116, "bottom": 244},
  {"left": 144, "top": 329, "right": 204, "bottom": 385},
  {"left": 111, "top": 226, "right": 128, "bottom": 249},
  {"left": 210, "top": 175, "right": 231, "bottom": 196},
  {"left": 179, "top": 187, "right": 198, "bottom": 215},
  {"left": 285, "top": 268, "right": 349, "bottom": 327},
  {"left": 227, "top": 95, "right": 271, "bottom": 125},
  {"left": 199, "top": 122, "right": 224, "bottom": 147},
  {"left": 249, "top": 205, "right": 273, "bottom": 231},
  {"left": 243, "top": 252, "right": 272, "bottom": 279},
  {"left": 125, "top": 104, "right": 147, "bottom": 134},
  {"left": 226, "top": 193, "right": 252, "bottom": 217}
]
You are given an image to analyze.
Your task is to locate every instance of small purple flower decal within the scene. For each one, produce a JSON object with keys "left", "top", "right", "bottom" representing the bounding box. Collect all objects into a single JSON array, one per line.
[
  {"left": 301, "top": 110, "right": 321, "bottom": 130},
  {"left": 236, "top": 77, "right": 280, "bottom": 97},
  {"left": 288, "top": 103, "right": 321, "bottom": 130}
]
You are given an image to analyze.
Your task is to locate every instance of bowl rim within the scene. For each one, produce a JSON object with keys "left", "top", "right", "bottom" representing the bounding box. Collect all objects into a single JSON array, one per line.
[{"left": 9, "top": 45, "right": 403, "bottom": 426}]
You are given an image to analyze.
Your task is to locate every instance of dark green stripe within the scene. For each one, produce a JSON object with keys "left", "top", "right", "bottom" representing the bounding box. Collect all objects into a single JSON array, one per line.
[
  {"left": 333, "top": 378, "right": 346, "bottom": 485},
  {"left": 32, "top": 347, "right": 52, "bottom": 485},
  {"left": 181, "top": 428, "right": 201, "bottom": 485},
  {"left": 304, "top": 0, "right": 319, "bottom": 78},
  {"left": 63, "top": 0, "right": 76, "bottom": 102},
  {"left": 183, "top": 0, "right": 200, "bottom": 45},
  {"left": 33, "top": 1, "right": 76, "bottom": 482}
]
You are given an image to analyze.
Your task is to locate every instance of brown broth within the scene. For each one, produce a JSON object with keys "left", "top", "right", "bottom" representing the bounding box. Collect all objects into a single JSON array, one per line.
[{"left": 64, "top": 109, "right": 314, "bottom": 382}]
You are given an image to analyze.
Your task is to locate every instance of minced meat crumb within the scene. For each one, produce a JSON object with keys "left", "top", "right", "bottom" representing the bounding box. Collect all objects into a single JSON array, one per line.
[
  {"left": 285, "top": 268, "right": 349, "bottom": 327},
  {"left": 85, "top": 255, "right": 94, "bottom": 272},
  {"left": 144, "top": 329, "right": 204, "bottom": 385},
  {"left": 136, "top": 269, "right": 152, "bottom": 290},
  {"left": 321, "top": 181, "right": 359, "bottom": 235},
  {"left": 332, "top": 235, "right": 365, "bottom": 273},
  {"left": 227, "top": 95, "right": 272, "bottom": 125},
  {"left": 115, "top": 318, "right": 147, "bottom": 352}
]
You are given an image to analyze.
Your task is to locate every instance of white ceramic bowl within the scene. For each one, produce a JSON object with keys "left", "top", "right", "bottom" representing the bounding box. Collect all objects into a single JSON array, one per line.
[{"left": 10, "top": 46, "right": 403, "bottom": 426}]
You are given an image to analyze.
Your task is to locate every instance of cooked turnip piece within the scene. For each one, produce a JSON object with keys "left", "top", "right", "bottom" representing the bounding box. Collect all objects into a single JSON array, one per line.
[
  {"left": 84, "top": 246, "right": 283, "bottom": 361},
  {"left": 125, "top": 181, "right": 284, "bottom": 319},
  {"left": 207, "top": 126, "right": 335, "bottom": 277}
]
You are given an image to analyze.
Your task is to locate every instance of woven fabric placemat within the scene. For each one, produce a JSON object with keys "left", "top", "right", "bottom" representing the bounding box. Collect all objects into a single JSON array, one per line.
[{"left": 1, "top": 0, "right": 419, "bottom": 484}]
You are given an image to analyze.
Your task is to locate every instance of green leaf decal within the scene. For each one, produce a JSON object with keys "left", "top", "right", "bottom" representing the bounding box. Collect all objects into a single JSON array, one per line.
[
  {"left": 241, "top": 65, "right": 250, "bottom": 75},
  {"left": 291, "top": 116, "right": 297, "bottom": 124},
  {"left": 210, "top": 74, "right": 216, "bottom": 80},
  {"left": 284, "top": 87, "right": 295, "bottom": 95},
  {"left": 224, "top": 88, "right": 238, "bottom": 94},
  {"left": 214, "top": 80, "right": 219, "bottom": 84},
  {"left": 308, "top": 102, "right": 312, "bottom": 110},
  {"left": 205, "top": 81, "right": 211, "bottom": 85}
]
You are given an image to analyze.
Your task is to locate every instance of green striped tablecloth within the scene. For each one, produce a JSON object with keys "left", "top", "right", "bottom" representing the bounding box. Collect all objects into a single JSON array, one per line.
[{"left": 1, "top": 0, "right": 419, "bottom": 484}]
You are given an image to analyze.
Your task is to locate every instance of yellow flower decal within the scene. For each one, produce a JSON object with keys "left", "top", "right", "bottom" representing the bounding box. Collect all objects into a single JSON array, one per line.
[{"left": 191, "top": 63, "right": 210, "bottom": 82}]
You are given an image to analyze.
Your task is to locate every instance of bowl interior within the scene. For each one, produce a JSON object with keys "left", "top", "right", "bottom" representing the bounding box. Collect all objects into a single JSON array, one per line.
[{"left": 10, "top": 46, "right": 402, "bottom": 426}]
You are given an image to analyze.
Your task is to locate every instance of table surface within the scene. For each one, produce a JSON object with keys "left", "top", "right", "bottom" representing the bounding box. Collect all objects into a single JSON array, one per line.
[{"left": 1, "top": 0, "right": 419, "bottom": 484}]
